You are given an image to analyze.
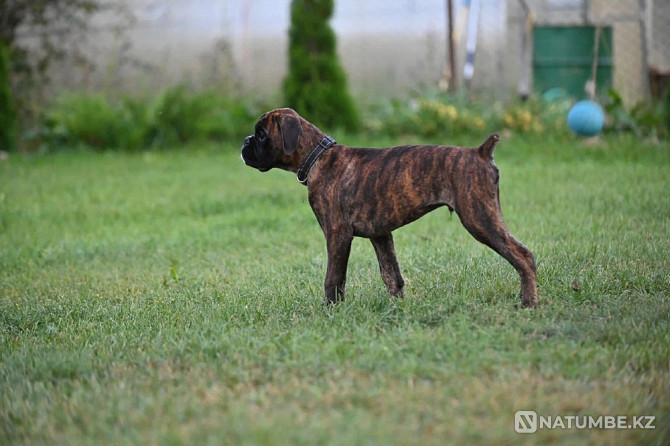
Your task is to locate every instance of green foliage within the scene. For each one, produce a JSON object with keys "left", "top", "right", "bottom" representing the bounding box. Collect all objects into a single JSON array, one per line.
[
  {"left": 283, "top": 0, "right": 360, "bottom": 131},
  {"left": 32, "top": 86, "right": 263, "bottom": 151},
  {"left": 21, "top": 85, "right": 670, "bottom": 153},
  {"left": 1, "top": 136, "right": 669, "bottom": 444},
  {"left": 367, "top": 91, "right": 572, "bottom": 139},
  {"left": 146, "top": 86, "right": 258, "bottom": 147},
  {"left": 145, "top": 86, "right": 206, "bottom": 147},
  {"left": 367, "top": 89, "right": 670, "bottom": 141},
  {"left": 604, "top": 88, "right": 669, "bottom": 139},
  {"left": 501, "top": 95, "right": 571, "bottom": 134},
  {"left": 0, "top": 40, "right": 16, "bottom": 151},
  {"left": 42, "top": 93, "right": 139, "bottom": 150}
]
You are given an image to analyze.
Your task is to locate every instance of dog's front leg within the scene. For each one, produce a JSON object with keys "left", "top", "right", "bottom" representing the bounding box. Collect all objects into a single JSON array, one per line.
[
  {"left": 323, "top": 229, "right": 353, "bottom": 304},
  {"left": 370, "top": 234, "right": 405, "bottom": 297}
]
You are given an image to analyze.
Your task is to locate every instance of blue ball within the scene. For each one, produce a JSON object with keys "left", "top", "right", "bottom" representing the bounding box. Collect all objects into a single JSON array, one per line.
[{"left": 567, "top": 100, "right": 605, "bottom": 136}]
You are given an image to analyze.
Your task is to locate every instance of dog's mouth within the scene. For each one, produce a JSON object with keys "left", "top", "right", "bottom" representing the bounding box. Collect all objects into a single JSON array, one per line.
[
  {"left": 241, "top": 140, "right": 271, "bottom": 172},
  {"left": 241, "top": 153, "right": 270, "bottom": 172}
]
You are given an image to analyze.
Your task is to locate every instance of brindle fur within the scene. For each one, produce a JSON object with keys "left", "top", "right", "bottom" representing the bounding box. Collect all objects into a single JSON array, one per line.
[{"left": 241, "top": 108, "right": 538, "bottom": 308}]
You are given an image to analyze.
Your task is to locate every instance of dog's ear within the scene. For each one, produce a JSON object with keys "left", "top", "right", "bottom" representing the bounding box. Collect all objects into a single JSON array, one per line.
[
  {"left": 478, "top": 134, "right": 499, "bottom": 160},
  {"left": 279, "top": 111, "right": 302, "bottom": 155}
]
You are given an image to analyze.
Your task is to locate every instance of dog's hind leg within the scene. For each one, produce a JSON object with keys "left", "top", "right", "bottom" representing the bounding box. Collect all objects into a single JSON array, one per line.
[
  {"left": 456, "top": 204, "right": 538, "bottom": 308},
  {"left": 450, "top": 135, "right": 538, "bottom": 307},
  {"left": 371, "top": 234, "right": 405, "bottom": 297}
]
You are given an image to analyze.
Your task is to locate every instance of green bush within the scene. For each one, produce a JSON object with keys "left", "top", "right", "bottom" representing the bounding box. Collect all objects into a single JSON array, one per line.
[
  {"left": 283, "top": 0, "right": 359, "bottom": 131},
  {"left": 43, "top": 93, "right": 140, "bottom": 150},
  {"left": 146, "top": 86, "right": 206, "bottom": 146},
  {"left": 23, "top": 84, "right": 669, "bottom": 153},
  {"left": 367, "top": 91, "right": 566, "bottom": 139},
  {"left": 604, "top": 89, "right": 669, "bottom": 139},
  {"left": 32, "top": 87, "right": 262, "bottom": 152},
  {"left": 146, "top": 86, "right": 258, "bottom": 146}
]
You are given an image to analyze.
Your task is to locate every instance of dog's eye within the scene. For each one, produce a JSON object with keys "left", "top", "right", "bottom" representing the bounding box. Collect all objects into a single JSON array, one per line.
[{"left": 257, "top": 130, "right": 267, "bottom": 141}]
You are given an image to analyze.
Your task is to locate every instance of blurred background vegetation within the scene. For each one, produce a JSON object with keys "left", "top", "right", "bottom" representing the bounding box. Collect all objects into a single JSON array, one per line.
[{"left": 11, "top": 85, "right": 668, "bottom": 153}]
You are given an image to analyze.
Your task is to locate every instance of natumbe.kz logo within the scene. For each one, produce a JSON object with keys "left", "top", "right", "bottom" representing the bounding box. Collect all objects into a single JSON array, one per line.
[{"left": 515, "top": 410, "right": 656, "bottom": 434}]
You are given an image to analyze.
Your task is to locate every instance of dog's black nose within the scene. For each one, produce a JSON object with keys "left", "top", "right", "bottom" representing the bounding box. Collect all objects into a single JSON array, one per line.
[{"left": 244, "top": 135, "right": 253, "bottom": 146}]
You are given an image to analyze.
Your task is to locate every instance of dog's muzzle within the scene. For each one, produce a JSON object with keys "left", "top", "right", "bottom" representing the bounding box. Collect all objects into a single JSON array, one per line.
[
  {"left": 241, "top": 135, "right": 270, "bottom": 172},
  {"left": 241, "top": 135, "right": 254, "bottom": 166}
]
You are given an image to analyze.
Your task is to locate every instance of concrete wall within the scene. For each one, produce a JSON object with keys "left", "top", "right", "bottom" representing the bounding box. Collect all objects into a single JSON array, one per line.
[
  {"left": 46, "top": 0, "right": 511, "bottom": 103},
  {"left": 39, "top": 0, "right": 662, "bottom": 104}
]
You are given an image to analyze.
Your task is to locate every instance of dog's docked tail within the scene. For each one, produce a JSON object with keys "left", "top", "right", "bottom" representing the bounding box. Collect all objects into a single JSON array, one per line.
[{"left": 477, "top": 134, "right": 499, "bottom": 160}]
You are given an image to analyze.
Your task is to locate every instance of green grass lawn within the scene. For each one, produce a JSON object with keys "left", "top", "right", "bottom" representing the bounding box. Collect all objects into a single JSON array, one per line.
[{"left": 1, "top": 133, "right": 669, "bottom": 445}]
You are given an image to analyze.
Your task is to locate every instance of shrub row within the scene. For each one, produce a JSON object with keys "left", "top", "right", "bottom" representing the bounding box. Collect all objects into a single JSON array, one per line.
[
  {"left": 367, "top": 88, "right": 669, "bottom": 140},
  {"left": 24, "top": 86, "right": 266, "bottom": 152},
  {"left": 20, "top": 86, "right": 670, "bottom": 152}
]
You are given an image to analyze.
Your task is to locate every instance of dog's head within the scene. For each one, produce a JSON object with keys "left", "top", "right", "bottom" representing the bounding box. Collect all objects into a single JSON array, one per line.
[{"left": 241, "top": 108, "right": 304, "bottom": 172}]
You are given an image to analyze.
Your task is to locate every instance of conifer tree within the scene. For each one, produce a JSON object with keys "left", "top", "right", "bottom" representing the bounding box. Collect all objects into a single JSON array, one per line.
[{"left": 283, "top": 0, "right": 359, "bottom": 131}]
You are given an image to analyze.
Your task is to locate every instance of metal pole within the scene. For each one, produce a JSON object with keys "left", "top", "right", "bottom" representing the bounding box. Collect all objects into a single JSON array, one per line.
[
  {"left": 463, "top": 0, "right": 480, "bottom": 87},
  {"left": 447, "top": 0, "right": 457, "bottom": 91}
]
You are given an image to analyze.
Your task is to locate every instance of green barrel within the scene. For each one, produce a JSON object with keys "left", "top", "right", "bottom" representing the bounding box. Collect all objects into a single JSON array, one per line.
[{"left": 533, "top": 26, "right": 613, "bottom": 98}]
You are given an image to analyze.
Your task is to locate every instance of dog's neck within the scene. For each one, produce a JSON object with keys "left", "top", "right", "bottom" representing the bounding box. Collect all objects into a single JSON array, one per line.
[
  {"left": 297, "top": 120, "right": 326, "bottom": 153},
  {"left": 288, "top": 120, "right": 331, "bottom": 180}
]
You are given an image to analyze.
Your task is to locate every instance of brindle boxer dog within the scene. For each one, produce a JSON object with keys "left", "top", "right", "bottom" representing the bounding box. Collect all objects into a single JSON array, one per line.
[{"left": 241, "top": 108, "right": 538, "bottom": 308}]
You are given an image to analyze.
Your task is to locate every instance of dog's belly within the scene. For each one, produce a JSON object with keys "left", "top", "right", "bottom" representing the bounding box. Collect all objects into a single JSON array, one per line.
[{"left": 350, "top": 202, "right": 443, "bottom": 238}]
